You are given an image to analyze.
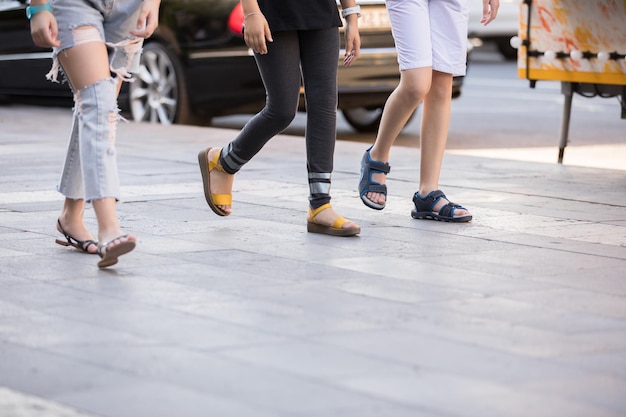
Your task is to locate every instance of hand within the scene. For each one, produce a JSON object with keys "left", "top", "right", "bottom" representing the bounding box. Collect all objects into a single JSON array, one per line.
[
  {"left": 30, "top": 11, "right": 60, "bottom": 48},
  {"left": 243, "top": 13, "right": 273, "bottom": 55},
  {"left": 343, "top": 17, "right": 360, "bottom": 67},
  {"left": 480, "top": 0, "right": 499, "bottom": 26},
  {"left": 130, "top": 0, "right": 161, "bottom": 38}
]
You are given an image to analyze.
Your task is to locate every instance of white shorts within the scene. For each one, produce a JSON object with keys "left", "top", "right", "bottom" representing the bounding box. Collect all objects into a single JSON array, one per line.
[{"left": 385, "top": 0, "right": 470, "bottom": 76}]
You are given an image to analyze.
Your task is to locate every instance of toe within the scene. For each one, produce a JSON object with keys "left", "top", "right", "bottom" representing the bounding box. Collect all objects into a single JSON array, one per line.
[
  {"left": 85, "top": 241, "right": 99, "bottom": 254},
  {"left": 343, "top": 220, "right": 359, "bottom": 230}
]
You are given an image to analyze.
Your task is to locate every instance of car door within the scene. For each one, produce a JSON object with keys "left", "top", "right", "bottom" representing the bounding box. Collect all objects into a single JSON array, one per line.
[{"left": 0, "top": 0, "right": 67, "bottom": 97}]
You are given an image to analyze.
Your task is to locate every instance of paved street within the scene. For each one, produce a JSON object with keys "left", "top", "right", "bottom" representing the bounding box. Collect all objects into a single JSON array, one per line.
[{"left": 1, "top": 101, "right": 625, "bottom": 417}]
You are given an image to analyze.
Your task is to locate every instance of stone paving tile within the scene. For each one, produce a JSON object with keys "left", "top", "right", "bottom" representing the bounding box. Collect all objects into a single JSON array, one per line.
[
  {"left": 338, "top": 372, "right": 623, "bottom": 417},
  {"left": 0, "top": 387, "right": 97, "bottom": 417},
  {"left": 1, "top": 105, "right": 625, "bottom": 416}
]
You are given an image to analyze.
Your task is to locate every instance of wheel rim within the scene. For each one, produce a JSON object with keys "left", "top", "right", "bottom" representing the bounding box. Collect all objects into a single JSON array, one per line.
[
  {"left": 343, "top": 107, "right": 383, "bottom": 130},
  {"left": 129, "top": 46, "right": 179, "bottom": 125}
]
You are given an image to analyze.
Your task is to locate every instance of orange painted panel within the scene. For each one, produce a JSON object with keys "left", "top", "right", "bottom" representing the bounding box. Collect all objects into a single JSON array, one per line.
[{"left": 517, "top": 0, "right": 626, "bottom": 85}]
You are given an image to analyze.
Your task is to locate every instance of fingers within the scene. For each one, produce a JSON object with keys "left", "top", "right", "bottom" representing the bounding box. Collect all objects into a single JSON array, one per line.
[
  {"left": 343, "top": 30, "right": 361, "bottom": 67},
  {"left": 264, "top": 26, "right": 273, "bottom": 44},
  {"left": 130, "top": 1, "right": 160, "bottom": 38},
  {"left": 480, "top": 0, "right": 499, "bottom": 25},
  {"left": 30, "top": 15, "right": 60, "bottom": 48},
  {"left": 244, "top": 32, "right": 267, "bottom": 54},
  {"left": 343, "top": 50, "right": 356, "bottom": 67},
  {"left": 130, "top": 13, "right": 158, "bottom": 37},
  {"left": 244, "top": 26, "right": 272, "bottom": 54}
]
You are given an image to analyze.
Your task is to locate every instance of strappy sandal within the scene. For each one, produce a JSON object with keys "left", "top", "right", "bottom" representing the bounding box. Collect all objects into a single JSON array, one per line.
[
  {"left": 358, "top": 146, "right": 390, "bottom": 210},
  {"left": 197, "top": 147, "right": 232, "bottom": 217},
  {"left": 97, "top": 235, "right": 136, "bottom": 268},
  {"left": 411, "top": 190, "right": 472, "bottom": 223},
  {"left": 307, "top": 203, "right": 360, "bottom": 237},
  {"left": 55, "top": 219, "right": 98, "bottom": 254}
]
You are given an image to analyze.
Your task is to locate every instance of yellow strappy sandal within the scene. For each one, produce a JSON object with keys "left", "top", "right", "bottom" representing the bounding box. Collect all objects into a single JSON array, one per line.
[
  {"left": 197, "top": 147, "right": 232, "bottom": 216},
  {"left": 307, "top": 203, "right": 360, "bottom": 237}
]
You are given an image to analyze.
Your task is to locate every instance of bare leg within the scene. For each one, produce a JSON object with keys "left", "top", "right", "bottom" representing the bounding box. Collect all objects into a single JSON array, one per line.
[
  {"left": 418, "top": 70, "right": 468, "bottom": 216},
  {"left": 58, "top": 198, "right": 98, "bottom": 254},
  {"left": 58, "top": 34, "right": 136, "bottom": 247},
  {"left": 366, "top": 67, "right": 431, "bottom": 206}
]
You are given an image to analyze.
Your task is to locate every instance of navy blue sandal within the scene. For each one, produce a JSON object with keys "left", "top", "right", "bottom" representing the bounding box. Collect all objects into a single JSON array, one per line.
[
  {"left": 411, "top": 190, "right": 472, "bottom": 222},
  {"left": 358, "top": 146, "right": 391, "bottom": 210}
]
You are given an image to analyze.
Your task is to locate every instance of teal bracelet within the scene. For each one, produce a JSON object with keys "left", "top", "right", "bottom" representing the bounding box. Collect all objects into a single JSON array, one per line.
[{"left": 26, "top": 4, "right": 52, "bottom": 19}]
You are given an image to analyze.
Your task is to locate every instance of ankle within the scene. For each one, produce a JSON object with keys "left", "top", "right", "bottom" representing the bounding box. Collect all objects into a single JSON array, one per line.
[{"left": 369, "top": 147, "right": 389, "bottom": 163}]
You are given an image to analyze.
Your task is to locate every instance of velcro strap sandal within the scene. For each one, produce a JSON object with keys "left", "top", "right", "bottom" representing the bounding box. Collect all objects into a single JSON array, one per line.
[
  {"left": 358, "top": 146, "right": 390, "bottom": 210},
  {"left": 411, "top": 190, "right": 472, "bottom": 223}
]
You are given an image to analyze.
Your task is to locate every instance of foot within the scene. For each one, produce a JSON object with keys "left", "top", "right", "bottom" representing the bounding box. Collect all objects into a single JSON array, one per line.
[
  {"left": 97, "top": 234, "right": 137, "bottom": 268},
  {"left": 411, "top": 189, "right": 472, "bottom": 222},
  {"left": 365, "top": 177, "right": 387, "bottom": 207},
  {"left": 307, "top": 204, "right": 360, "bottom": 236},
  {"left": 56, "top": 217, "right": 98, "bottom": 254},
  {"left": 360, "top": 147, "right": 390, "bottom": 209},
  {"left": 201, "top": 147, "right": 234, "bottom": 216},
  {"left": 421, "top": 189, "right": 470, "bottom": 218},
  {"left": 310, "top": 206, "right": 359, "bottom": 229}
]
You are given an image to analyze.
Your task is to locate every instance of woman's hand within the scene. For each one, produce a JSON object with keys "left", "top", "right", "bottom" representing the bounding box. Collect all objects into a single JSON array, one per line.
[
  {"left": 30, "top": 10, "right": 60, "bottom": 48},
  {"left": 481, "top": 0, "right": 500, "bottom": 26},
  {"left": 131, "top": 0, "right": 161, "bottom": 38},
  {"left": 243, "top": 13, "right": 273, "bottom": 55},
  {"left": 343, "top": 16, "right": 360, "bottom": 67}
]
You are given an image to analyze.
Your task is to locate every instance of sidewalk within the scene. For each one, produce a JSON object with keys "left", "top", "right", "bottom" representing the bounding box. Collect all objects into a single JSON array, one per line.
[{"left": 1, "top": 105, "right": 625, "bottom": 417}]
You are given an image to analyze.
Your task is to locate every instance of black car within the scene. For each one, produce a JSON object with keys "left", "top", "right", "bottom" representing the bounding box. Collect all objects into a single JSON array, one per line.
[{"left": 0, "top": 0, "right": 465, "bottom": 132}]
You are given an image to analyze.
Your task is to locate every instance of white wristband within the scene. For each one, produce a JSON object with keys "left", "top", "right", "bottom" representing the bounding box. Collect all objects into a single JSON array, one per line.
[{"left": 341, "top": 6, "right": 361, "bottom": 18}]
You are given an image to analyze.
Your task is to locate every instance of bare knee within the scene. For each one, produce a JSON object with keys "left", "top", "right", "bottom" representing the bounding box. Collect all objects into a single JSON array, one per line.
[
  {"left": 54, "top": 27, "right": 110, "bottom": 89},
  {"left": 428, "top": 71, "right": 454, "bottom": 101},
  {"left": 397, "top": 78, "right": 430, "bottom": 106},
  {"left": 396, "top": 68, "right": 433, "bottom": 106}
]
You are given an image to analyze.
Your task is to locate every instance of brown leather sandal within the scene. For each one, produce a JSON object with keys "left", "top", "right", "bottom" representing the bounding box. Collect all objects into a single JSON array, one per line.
[
  {"left": 55, "top": 219, "right": 98, "bottom": 254},
  {"left": 197, "top": 147, "right": 232, "bottom": 216},
  {"left": 307, "top": 203, "right": 360, "bottom": 237}
]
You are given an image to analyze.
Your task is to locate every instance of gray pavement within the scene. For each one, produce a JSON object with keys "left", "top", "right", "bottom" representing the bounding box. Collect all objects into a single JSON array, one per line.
[{"left": 1, "top": 104, "right": 626, "bottom": 417}]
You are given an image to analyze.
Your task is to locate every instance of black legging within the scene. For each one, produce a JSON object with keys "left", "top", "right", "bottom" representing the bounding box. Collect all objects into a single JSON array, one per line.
[{"left": 219, "top": 27, "right": 340, "bottom": 209}]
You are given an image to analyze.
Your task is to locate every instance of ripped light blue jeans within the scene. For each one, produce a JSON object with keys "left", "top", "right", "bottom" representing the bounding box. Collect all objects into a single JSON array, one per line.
[{"left": 48, "top": 0, "right": 144, "bottom": 202}]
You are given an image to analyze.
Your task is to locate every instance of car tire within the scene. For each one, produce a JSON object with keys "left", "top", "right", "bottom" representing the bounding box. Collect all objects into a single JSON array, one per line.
[
  {"left": 128, "top": 42, "right": 192, "bottom": 125},
  {"left": 495, "top": 37, "right": 518, "bottom": 61},
  {"left": 342, "top": 106, "right": 417, "bottom": 133},
  {"left": 341, "top": 107, "right": 384, "bottom": 133}
]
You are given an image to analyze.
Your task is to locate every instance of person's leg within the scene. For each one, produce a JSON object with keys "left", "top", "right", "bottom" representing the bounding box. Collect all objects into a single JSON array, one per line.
[
  {"left": 365, "top": 67, "right": 431, "bottom": 206},
  {"left": 299, "top": 28, "right": 338, "bottom": 209},
  {"left": 361, "top": 0, "right": 431, "bottom": 208},
  {"left": 56, "top": 114, "right": 98, "bottom": 253},
  {"left": 58, "top": 38, "right": 135, "bottom": 250},
  {"left": 49, "top": 0, "right": 144, "bottom": 263},
  {"left": 413, "top": 0, "right": 470, "bottom": 218},
  {"left": 418, "top": 70, "right": 451, "bottom": 194},
  {"left": 299, "top": 28, "right": 358, "bottom": 234},
  {"left": 202, "top": 31, "right": 302, "bottom": 214}
]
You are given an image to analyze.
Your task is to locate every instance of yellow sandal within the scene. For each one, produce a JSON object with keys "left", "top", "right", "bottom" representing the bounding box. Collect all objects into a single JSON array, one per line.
[
  {"left": 307, "top": 203, "right": 360, "bottom": 237},
  {"left": 197, "top": 147, "right": 232, "bottom": 216}
]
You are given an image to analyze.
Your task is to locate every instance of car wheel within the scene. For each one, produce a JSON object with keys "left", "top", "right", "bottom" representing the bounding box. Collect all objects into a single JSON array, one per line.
[
  {"left": 129, "top": 42, "right": 191, "bottom": 125},
  {"left": 341, "top": 107, "right": 384, "bottom": 133},
  {"left": 496, "top": 37, "right": 518, "bottom": 61}
]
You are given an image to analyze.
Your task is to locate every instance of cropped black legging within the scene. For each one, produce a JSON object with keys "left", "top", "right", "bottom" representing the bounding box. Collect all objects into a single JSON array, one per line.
[{"left": 219, "top": 27, "right": 340, "bottom": 209}]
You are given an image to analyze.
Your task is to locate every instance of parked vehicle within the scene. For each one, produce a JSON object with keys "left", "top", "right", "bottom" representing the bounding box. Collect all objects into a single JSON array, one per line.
[
  {"left": 468, "top": 0, "right": 520, "bottom": 60},
  {"left": 0, "top": 0, "right": 466, "bottom": 132}
]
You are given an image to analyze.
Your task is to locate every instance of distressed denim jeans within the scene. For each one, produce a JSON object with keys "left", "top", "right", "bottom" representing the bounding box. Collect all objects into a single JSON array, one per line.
[{"left": 48, "top": 0, "right": 144, "bottom": 201}]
